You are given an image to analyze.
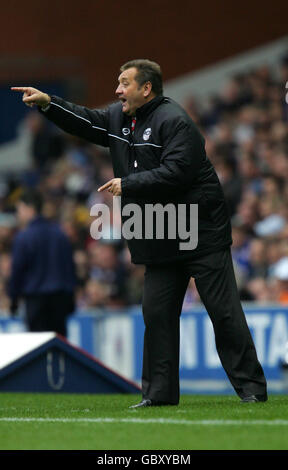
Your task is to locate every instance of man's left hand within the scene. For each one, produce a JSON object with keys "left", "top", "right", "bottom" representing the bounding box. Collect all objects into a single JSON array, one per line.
[{"left": 98, "top": 178, "right": 122, "bottom": 196}]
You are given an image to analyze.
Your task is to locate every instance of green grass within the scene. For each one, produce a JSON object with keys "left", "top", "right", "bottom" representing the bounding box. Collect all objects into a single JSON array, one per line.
[{"left": 0, "top": 393, "right": 287, "bottom": 450}]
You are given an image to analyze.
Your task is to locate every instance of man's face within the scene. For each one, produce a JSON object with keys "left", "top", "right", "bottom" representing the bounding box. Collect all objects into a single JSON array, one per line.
[{"left": 115, "top": 67, "right": 150, "bottom": 116}]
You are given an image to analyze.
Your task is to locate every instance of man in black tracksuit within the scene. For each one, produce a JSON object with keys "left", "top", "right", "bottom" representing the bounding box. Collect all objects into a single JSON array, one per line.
[{"left": 12, "top": 59, "right": 267, "bottom": 405}]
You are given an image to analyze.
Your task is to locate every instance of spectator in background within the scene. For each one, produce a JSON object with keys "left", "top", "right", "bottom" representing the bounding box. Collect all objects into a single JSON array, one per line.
[
  {"left": 88, "top": 241, "right": 128, "bottom": 307},
  {"left": 237, "top": 151, "right": 262, "bottom": 195},
  {"left": 245, "top": 277, "right": 274, "bottom": 303},
  {"left": 83, "top": 279, "right": 111, "bottom": 310},
  {"left": 214, "top": 155, "right": 242, "bottom": 216},
  {"left": 27, "top": 111, "right": 66, "bottom": 173},
  {"left": 8, "top": 189, "right": 76, "bottom": 337},
  {"left": 270, "top": 257, "right": 288, "bottom": 304},
  {"left": 231, "top": 216, "right": 252, "bottom": 284},
  {"left": 248, "top": 238, "right": 268, "bottom": 279}
]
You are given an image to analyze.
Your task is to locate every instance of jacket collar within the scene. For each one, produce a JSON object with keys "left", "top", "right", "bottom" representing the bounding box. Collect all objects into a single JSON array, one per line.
[
  {"left": 28, "top": 215, "right": 46, "bottom": 226},
  {"left": 135, "top": 95, "right": 165, "bottom": 120}
]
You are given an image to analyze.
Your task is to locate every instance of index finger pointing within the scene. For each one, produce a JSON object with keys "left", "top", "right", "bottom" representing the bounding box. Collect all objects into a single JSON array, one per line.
[
  {"left": 98, "top": 180, "right": 113, "bottom": 192},
  {"left": 10, "top": 87, "right": 29, "bottom": 92}
]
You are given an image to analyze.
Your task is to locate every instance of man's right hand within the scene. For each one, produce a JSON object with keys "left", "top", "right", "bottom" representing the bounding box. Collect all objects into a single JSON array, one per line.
[{"left": 11, "top": 86, "right": 51, "bottom": 108}]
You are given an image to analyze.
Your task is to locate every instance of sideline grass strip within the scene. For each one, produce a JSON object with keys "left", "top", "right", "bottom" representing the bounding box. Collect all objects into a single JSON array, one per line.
[{"left": 1, "top": 417, "right": 288, "bottom": 426}]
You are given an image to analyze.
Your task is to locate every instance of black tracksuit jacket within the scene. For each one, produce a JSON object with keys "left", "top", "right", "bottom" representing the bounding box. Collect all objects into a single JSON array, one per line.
[{"left": 40, "top": 94, "right": 232, "bottom": 265}]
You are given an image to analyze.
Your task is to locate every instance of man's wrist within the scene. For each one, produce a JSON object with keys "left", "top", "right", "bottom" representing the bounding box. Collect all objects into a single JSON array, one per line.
[{"left": 41, "top": 94, "right": 51, "bottom": 111}]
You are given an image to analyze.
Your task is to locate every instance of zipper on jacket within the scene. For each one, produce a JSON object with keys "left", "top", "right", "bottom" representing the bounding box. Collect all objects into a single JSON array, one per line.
[
  {"left": 129, "top": 118, "right": 138, "bottom": 173},
  {"left": 130, "top": 143, "right": 137, "bottom": 173}
]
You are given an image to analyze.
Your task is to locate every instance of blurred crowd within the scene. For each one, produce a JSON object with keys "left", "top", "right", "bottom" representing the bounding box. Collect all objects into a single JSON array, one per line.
[
  {"left": 183, "top": 53, "right": 288, "bottom": 307},
  {"left": 0, "top": 53, "right": 288, "bottom": 316}
]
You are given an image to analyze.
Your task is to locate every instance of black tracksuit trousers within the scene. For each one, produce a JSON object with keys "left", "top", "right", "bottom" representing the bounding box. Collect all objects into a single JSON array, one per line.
[{"left": 141, "top": 249, "right": 267, "bottom": 404}]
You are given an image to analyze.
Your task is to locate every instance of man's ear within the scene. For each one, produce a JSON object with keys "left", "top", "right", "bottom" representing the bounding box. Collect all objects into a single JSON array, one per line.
[{"left": 143, "top": 81, "right": 153, "bottom": 98}]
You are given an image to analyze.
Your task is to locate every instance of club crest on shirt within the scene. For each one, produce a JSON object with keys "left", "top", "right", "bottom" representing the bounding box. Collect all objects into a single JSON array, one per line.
[
  {"left": 122, "top": 128, "right": 130, "bottom": 135},
  {"left": 143, "top": 128, "right": 152, "bottom": 141}
]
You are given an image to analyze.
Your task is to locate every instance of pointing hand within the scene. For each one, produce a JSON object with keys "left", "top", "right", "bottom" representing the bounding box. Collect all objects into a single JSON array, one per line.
[
  {"left": 98, "top": 178, "right": 122, "bottom": 196},
  {"left": 11, "top": 86, "right": 51, "bottom": 108}
]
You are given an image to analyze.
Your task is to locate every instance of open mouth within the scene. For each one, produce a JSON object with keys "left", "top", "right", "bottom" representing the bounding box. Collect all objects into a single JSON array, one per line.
[
  {"left": 119, "top": 97, "right": 129, "bottom": 113},
  {"left": 120, "top": 99, "right": 128, "bottom": 111}
]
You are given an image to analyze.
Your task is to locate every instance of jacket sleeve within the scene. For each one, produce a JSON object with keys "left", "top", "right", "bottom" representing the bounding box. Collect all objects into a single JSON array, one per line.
[
  {"left": 121, "top": 117, "right": 206, "bottom": 197},
  {"left": 39, "top": 95, "right": 109, "bottom": 147},
  {"left": 8, "top": 233, "right": 29, "bottom": 300}
]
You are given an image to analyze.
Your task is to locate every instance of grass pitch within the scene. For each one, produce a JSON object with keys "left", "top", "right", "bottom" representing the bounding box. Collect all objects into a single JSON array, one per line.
[{"left": 0, "top": 393, "right": 287, "bottom": 450}]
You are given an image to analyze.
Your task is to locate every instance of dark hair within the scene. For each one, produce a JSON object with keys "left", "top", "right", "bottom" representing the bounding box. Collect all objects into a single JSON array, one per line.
[
  {"left": 20, "top": 189, "right": 43, "bottom": 214},
  {"left": 120, "top": 59, "right": 163, "bottom": 96}
]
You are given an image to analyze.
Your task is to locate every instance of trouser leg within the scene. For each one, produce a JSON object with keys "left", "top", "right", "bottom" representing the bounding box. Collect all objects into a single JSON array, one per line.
[
  {"left": 45, "top": 292, "right": 75, "bottom": 337},
  {"left": 142, "top": 264, "right": 189, "bottom": 404},
  {"left": 25, "top": 295, "right": 49, "bottom": 332},
  {"left": 191, "top": 249, "right": 267, "bottom": 398},
  {"left": 25, "top": 292, "right": 74, "bottom": 337}
]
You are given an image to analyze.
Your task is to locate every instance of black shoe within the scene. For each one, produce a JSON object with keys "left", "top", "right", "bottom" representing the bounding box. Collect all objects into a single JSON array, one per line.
[
  {"left": 241, "top": 395, "right": 259, "bottom": 403},
  {"left": 129, "top": 399, "right": 153, "bottom": 409},
  {"left": 129, "top": 399, "right": 173, "bottom": 409},
  {"left": 256, "top": 392, "right": 268, "bottom": 402},
  {"left": 241, "top": 393, "right": 268, "bottom": 403}
]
